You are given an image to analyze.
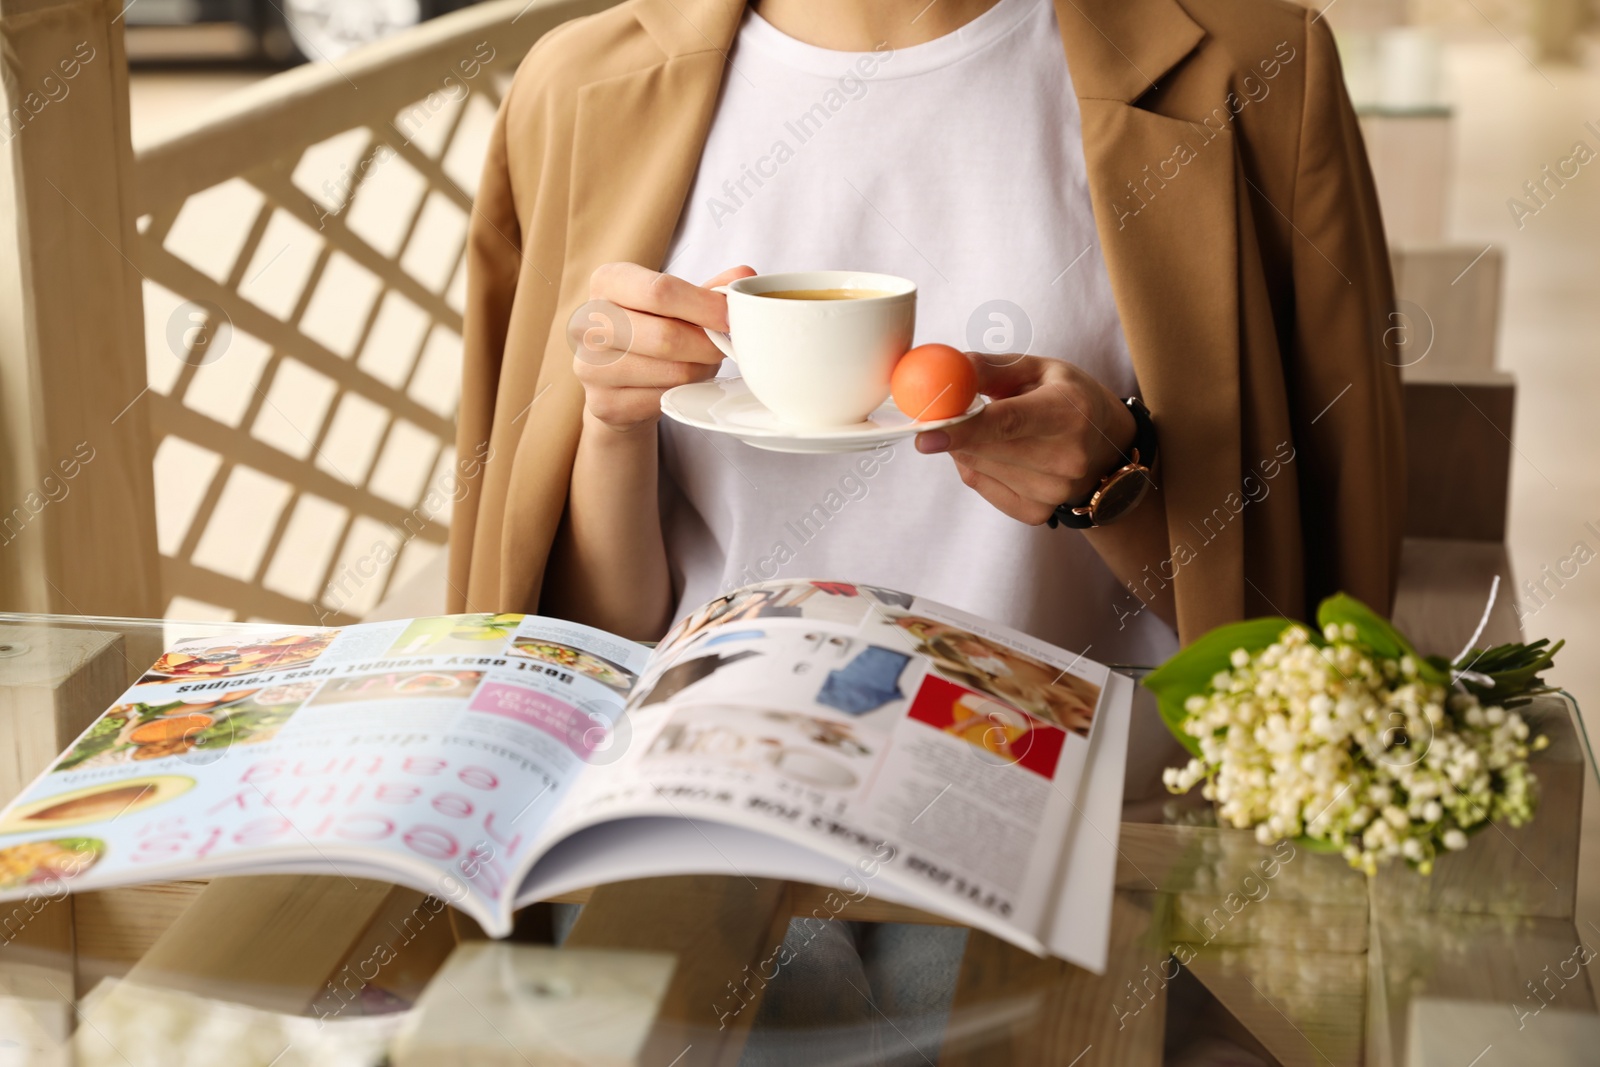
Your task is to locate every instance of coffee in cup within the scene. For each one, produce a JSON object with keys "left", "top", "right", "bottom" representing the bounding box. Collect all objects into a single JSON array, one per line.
[{"left": 703, "top": 271, "right": 916, "bottom": 427}]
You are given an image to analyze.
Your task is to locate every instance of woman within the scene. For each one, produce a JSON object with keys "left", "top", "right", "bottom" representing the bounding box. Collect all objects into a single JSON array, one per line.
[
  {"left": 451, "top": 0, "right": 1402, "bottom": 1059},
  {"left": 452, "top": 0, "right": 1402, "bottom": 648}
]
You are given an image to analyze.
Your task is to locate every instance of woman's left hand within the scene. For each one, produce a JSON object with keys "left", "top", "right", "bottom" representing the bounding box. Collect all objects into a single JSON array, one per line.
[{"left": 914, "top": 354, "right": 1138, "bottom": 525}]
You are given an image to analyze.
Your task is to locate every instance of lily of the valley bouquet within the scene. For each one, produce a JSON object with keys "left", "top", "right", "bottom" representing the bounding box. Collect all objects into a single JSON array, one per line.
[{"left": 1146, "top": 594, "right": 1562, "bottom": 874}]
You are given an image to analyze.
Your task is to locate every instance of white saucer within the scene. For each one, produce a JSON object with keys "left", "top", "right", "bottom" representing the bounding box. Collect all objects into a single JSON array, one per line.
[{"left": 660, "top": 378, "right": 986, "bottom": 454}]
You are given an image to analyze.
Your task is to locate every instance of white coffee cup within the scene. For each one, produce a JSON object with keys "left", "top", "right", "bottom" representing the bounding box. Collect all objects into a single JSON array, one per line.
[{"left": 703, "top": 270, "right": 916, "bottom": 427}]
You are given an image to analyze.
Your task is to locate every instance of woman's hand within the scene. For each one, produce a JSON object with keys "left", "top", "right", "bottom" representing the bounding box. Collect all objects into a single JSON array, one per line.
[
  {"left": 914, "top": 354, "right": 1140, "bottom": 525},
  {"left": 573, "top": 262, "right": 756, "bottom": 434}
]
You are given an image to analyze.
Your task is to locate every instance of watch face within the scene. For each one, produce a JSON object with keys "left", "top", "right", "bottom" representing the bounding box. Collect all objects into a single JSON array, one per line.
[{"left": 1092, "top": 468, "right": 1151, "bottom": 524}]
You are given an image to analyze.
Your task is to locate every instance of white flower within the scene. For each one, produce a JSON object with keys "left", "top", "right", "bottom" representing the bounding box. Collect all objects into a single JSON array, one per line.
[{"left": 1162, "top": 620, "right": 1543, "bottom": 875}]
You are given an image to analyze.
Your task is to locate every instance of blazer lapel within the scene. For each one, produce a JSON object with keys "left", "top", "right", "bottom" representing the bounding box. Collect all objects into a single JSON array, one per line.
[
  {"left": 557, "top": 0, "right": 747, "bottom": 333},
  {"left": 1056, "top": 0, "right": 1246, "bottom": 637},
  {"left": 503, "top": 0, "right": 744, "bottom": 608}
]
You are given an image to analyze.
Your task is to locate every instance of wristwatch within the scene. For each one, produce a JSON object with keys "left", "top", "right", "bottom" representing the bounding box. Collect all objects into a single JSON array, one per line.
[{"left": 1047, "top": 397, "right": 1158, "bottom": 530}]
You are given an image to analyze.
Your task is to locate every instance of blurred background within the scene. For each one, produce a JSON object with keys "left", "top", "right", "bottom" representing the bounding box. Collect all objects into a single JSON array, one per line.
[{"left": 122, "top": 0, "right": 483, "bottom": 64}]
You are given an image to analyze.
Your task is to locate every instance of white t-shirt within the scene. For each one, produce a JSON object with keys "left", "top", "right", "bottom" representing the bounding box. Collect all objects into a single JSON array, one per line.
[{"left": 658, "top": 0, "right": 1178, "bottom": 665}]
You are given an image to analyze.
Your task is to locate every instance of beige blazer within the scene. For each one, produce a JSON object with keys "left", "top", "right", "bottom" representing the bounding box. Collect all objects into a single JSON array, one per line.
[{"left": 448, "top": 0, "right": 1406, "bottom": 644}]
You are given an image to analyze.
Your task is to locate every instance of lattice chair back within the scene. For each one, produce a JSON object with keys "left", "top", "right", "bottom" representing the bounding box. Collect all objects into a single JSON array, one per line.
[{"left": 131, "top": 0, "right": 619, "bottom": 624}]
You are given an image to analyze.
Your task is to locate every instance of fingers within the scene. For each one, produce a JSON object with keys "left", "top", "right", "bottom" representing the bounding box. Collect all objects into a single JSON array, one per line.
[
  {"left": 951, "top": 459, "right": 1056, "bottom": 526},
  {"left": 583, "top": 385, "right": 696, "bottom": 432},
  {"left": 950, "top": 451, "right": 1078, "bottom": 511},
  {"left": 590, "top": 262, "right": 749, "bottom": 331},
  {"left": 702, "top": 264, "right": 758, "bottom": 289},
  {"left": 624, "top": 308, "right": 729, "bottom": 366},
  {"left": 570, "top": 306, "right": 726, "bottom": 371},
  {"left": 577, "top": 262, "right": 753, "bottom": 432},
  {"left": 947, "top": 428, "right": 1095, "bottom": 488},
  {"left": 578, "top": 351, "right": 720, "bottom": 390},
  {"left": 920, "top": 353, "right": 1139, "bottom": 528},
  {"left": 971, "top": 353, "right": 1048, "bottom": 399},
  {"left": 922, "top": 391, "right": 1065, "bottom": 453}
]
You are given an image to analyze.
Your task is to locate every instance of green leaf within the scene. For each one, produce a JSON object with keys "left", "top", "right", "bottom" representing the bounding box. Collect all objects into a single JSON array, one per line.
[
  {"left": 1455, "top": 638, "right": 1563, "bottom": 704},
  {"left": 1316, "top": 593, "right": 1413, "bottom": 659},
  {"left": 1142, "top": 617, "right": 1297, "bottom": 757},
  {"left": 1423, "top": 654, "right": 1454, "bottom": 677},
  {"left": 1292, "top": 834, "right": 1344, "bottom": 855},
  {"left": 1317, "top": 593, "right": 1448, "bottom": 684}
]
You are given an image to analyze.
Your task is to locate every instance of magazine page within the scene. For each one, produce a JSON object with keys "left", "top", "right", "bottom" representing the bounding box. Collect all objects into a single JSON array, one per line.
[
  {"left": 540, "top": 578, "right": 1116, "bottom": 945},
  {"left": 0, "top": 613, "right": 649, "bottom": 933},
  {"left": 517, "top": 674, "right": 1130, "bottom": 973}
]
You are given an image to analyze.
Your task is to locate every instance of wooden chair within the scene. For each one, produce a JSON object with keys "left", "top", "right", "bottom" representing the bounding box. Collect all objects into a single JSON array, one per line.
[
  {"left": 0, "top": 0, "right": 619, "bottom": 625},
  {"left": 1389, "top": 242, "right": 1520, "bottom": 651}
]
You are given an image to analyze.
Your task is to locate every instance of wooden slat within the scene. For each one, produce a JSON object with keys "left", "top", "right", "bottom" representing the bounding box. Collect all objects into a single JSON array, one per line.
[
  {"left": 1402, "top": 371, "right": 1515, "bottom": 543},
  {"left": 165, "top": 199, "right": 275, "bottom": 405},
  {"left": 74, "top": 881, "right": 209, "bottom": 971},
  {"left": 249, "top": 167, "right": 466, "bottom": 334},
  {"left": 312, "top": 887, "right": 460, "bottom": 1020},
  {"left": 172, "top": 456, "right": 238, "bottom": 568},
  {"left": 1392, "top": 244, "right": 1503, "bottom": 378},
  {"left": 149, "top": 395, "right": 451, "bottom": 541},
  {"left": 565, "top": 875, "right": 794, "bottom": 1067},
  {"left": 121, "top": 0, "right": 613, "bottom": 630},
  {"left": 0, "top": 888, "right": 76, "bottom": 1055},
  {"left": 1391, "top": 537, "right": 1520, "bottom": 658},
  {"left": 159, "top": 557, "right": 361, "bottom": 626},
  {"left": 122, "top": 875, "right": 404, "bottom": 1014},
  {"left": 133, "top": 0, "right": 625, "bottom": 212},
  {"left": 0, "top": 0, "right": 162, "bottom": 618},
  {"left": 137, "top": 198, "right": 183, "bottom": 244},
  {"left": 314, "top": 511, "right": 368, "bottom": 621},
  {"left": 0, "top": 623, "right": 127, "bottom": 806},
  {"left": 0, "top": 619, "right": 139, "bottom": 1005},
  {"left": 383, "top": 131, "right": 476, "bottom": 214},
  {"left": 140, "top": 243, "right": 455, "bottom": 438}
]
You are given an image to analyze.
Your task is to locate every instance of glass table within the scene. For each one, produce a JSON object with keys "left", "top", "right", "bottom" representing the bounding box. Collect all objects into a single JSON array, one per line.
[{"left": 0, "top": 611, "right": 1594, "bottom": 1065}]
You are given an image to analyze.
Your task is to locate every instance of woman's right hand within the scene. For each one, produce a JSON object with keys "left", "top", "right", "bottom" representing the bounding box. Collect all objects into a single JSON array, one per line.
[{"left": 572, "top": 262, "right": 756, "bottom": 434}]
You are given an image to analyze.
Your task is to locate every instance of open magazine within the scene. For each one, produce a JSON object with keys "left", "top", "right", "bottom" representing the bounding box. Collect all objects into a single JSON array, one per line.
[{"left": 0, "top": 579, "right": 1132, "bottom": 972}]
